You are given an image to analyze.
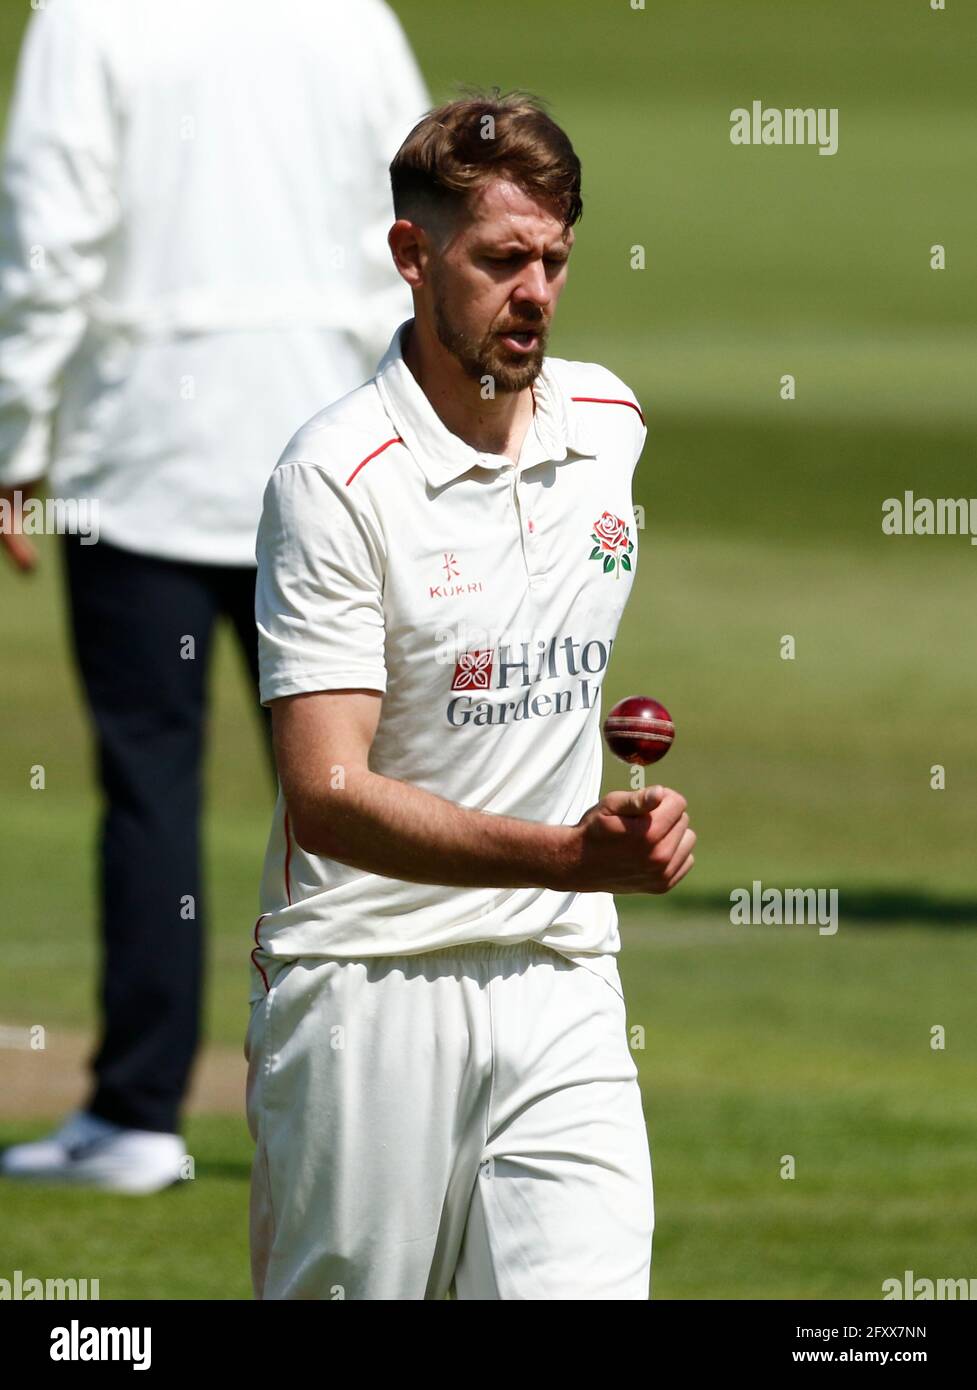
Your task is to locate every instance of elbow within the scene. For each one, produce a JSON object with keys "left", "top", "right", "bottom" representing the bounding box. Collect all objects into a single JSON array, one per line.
[
  {"left": 288, "top": 814, "right": 330, "bottom": 858},
  {"left": 287, "top": 807, "right": 347, "bottom": 862}
]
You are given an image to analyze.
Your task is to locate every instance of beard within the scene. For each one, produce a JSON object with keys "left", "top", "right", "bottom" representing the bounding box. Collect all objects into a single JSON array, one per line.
[{"left": 432, "top": 289, "right": 548, "bottom": 393}]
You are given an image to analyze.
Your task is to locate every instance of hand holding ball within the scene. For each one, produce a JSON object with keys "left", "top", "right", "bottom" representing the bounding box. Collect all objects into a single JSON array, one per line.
[{"left": 603, "top": 696, "right": 674, "bottom": 765}]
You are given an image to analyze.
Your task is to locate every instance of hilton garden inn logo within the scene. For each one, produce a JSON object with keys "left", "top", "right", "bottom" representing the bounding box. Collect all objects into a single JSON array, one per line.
[
  {"left": 882, "top": 492, "right": 977, "bottom": 546},
  {"left": 447, "top": 632, "right": 614, "bottom": 727},
  {"left": 730, "top": 101, "right": 839, "bottom": 156},
  {"left": 730, "top": 880, "right": 839, "bottom": 935}
]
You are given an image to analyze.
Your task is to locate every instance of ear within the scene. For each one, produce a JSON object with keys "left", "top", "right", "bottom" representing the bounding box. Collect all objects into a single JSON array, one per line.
[{"left": 388, "top": 219, "right": 429, "bottom": 288}]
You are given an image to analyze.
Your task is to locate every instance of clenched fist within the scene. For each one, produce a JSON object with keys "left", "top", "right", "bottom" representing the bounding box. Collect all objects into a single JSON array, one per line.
[{"left": 563, "top": 785, "right": 696, "bottom": 895}]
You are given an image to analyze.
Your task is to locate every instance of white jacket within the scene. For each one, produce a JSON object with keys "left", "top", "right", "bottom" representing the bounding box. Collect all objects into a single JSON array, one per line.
[{"left": 0, "top": 0, "right": 428, "bottom": 563}]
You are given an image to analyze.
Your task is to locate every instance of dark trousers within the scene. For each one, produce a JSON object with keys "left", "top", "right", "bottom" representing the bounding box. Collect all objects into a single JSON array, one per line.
[{"left": 63, "top": 534, "right": 272, "bottom": 1133}]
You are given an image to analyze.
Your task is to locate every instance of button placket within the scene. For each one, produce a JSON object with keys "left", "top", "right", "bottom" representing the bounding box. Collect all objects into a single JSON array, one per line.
[
  {"left": 515, "top": 471, "right": 545, "bottom": 583},
  {"left": 506, "top": 466, "right": 530, "bottom": 580}
]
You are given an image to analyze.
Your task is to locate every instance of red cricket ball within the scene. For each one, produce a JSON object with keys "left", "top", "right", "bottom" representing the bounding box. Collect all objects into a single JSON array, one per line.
[{"left": 603, "top": 696, "right": 675, "bottom": 765}]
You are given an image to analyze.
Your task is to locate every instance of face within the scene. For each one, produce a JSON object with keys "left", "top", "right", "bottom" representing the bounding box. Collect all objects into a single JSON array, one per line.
[{"left": 423, "top": 178, "right": 574, "bottom": 392}]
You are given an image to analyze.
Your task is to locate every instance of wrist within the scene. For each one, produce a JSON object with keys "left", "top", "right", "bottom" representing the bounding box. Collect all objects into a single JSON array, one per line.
[{"left": 536, "top": 822, "right": 582, "bottom": 892}]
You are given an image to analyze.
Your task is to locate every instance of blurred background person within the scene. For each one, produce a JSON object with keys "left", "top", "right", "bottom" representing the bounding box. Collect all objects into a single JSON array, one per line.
[{"left": 0, "top": 0, "right": 428, "bottom": 1192}]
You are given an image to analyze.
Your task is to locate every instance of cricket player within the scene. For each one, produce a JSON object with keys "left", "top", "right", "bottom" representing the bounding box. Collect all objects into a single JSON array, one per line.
[{"left": 248, "top": 93, "right": 697, "bottom": 1299}]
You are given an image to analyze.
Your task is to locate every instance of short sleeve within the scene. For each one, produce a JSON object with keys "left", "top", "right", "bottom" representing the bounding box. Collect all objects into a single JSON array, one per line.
[
  {"left": 255, "top": 461, "right": 388, "bottom": 706},
  {"left": 632, "top": 405, "right": 648, "bottom": 477},
  {"left": 611, "top": 377, "right": 647, "bottom": 476}
]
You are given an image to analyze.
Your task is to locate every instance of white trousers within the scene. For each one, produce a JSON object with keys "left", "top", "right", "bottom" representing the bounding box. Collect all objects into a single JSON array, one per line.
[{"left": 245, "top": 939, "right": 654, "bottom": 1300}]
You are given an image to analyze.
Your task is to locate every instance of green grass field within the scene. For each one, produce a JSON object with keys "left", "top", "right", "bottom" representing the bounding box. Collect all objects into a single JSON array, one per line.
[{"left": 1, "top": 0, "right": 974, "bottom": 1299}]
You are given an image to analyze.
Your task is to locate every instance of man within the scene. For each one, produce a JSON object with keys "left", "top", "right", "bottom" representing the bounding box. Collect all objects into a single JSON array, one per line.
[
  {"left": 0, "top": 0, "right": 428, "bottom": 1192},
  {"left": 248, "top": 93, "right": 696, "bottom": 1300}
]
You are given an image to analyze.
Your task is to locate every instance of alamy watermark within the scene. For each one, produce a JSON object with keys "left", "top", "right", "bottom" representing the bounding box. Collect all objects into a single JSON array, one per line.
[
  {"left": 1, "top": 1269, "right": 99, "bottom": 1299},
  {"left": 51, "top": 1321, "right": 150, "bottom": 1370},
  {"left": 730, "top": 101, "right": 839, "bottom": 156},
  {"left": 0, "top": 490, "right": 99, "bottom": 545},
  {"left": 730, "top": 880, "right": 838, "bottom": 935},
  {"left": 883, "top": 1270, "right": 977, "bottom": 1300},
  {"left": 882, "top": 493, "right": 977, "bottom": 547}
]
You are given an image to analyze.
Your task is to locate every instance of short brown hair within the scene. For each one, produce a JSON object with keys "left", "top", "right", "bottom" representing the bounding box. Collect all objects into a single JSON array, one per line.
[{"left": 390, "top": 90, "right": 582, "bottom": 232}]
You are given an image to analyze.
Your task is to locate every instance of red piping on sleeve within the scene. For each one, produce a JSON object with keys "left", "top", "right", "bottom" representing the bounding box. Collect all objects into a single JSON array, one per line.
[
  {"left": 345, "top": 436, "right": 404, "bottom": 486},
  {"left": 570, "top": 396, "right": 645, "bottom": 427}
]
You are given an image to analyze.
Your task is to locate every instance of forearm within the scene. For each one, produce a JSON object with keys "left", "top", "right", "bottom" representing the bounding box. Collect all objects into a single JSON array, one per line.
[{"left": 289, "top": 767, "right": 578, "bottom": 892}]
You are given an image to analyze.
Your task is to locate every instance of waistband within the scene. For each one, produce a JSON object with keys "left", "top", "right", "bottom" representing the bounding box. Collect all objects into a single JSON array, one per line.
[
  {"left": 252, "top": 937, "right": 568, "bottom": 975},
  {"left": 405, "top": 938, "right": 562, "bottom": 963}
]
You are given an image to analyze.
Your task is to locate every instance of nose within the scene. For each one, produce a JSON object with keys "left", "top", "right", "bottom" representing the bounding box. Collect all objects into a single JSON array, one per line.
[{"left": 511, "top": 259, "right": 550, "bottom": 314}]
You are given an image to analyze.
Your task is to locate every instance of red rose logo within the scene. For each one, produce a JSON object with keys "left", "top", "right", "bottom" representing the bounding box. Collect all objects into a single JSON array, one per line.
[
  {"left": 593, "top": 512, "right": 628, "bottom": 551},
  {"left": 589, "top": 512, "right": 633, "bottom": 578}
]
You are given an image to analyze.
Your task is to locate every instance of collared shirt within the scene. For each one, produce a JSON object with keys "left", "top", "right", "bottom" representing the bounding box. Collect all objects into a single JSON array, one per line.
[
  {"left": 0, "top": 0, "right": 428, "bottom": 564},
  {"left": 254, "top": 320, "right": 647, "bottom": 975}
]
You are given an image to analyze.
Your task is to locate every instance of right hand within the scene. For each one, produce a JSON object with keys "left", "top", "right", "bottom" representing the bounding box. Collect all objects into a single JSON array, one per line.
[
  {"left": 0, "top": 481, "right": 43, "bottom": 573},
  {"left": 567, "top": 784, "right": 696, "bottom": 894}
]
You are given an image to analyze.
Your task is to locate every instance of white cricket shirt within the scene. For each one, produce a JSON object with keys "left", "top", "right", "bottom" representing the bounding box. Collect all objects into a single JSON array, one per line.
[
  {"left": 254, "top": 321, "right": 647, "bottom": 971},
  {"left": 0, "top": 0, "right": 428, "bottom": 564}
]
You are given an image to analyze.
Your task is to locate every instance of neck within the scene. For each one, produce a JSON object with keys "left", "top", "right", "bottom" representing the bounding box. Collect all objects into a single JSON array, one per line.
[{"left": 403, "top": 317, "right": 535, "bottom": 463}]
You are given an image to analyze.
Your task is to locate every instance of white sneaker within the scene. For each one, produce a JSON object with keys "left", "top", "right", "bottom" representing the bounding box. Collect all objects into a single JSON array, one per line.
[{"left": 0, "top": 1111, "right": 187, "bottom": 1194}]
